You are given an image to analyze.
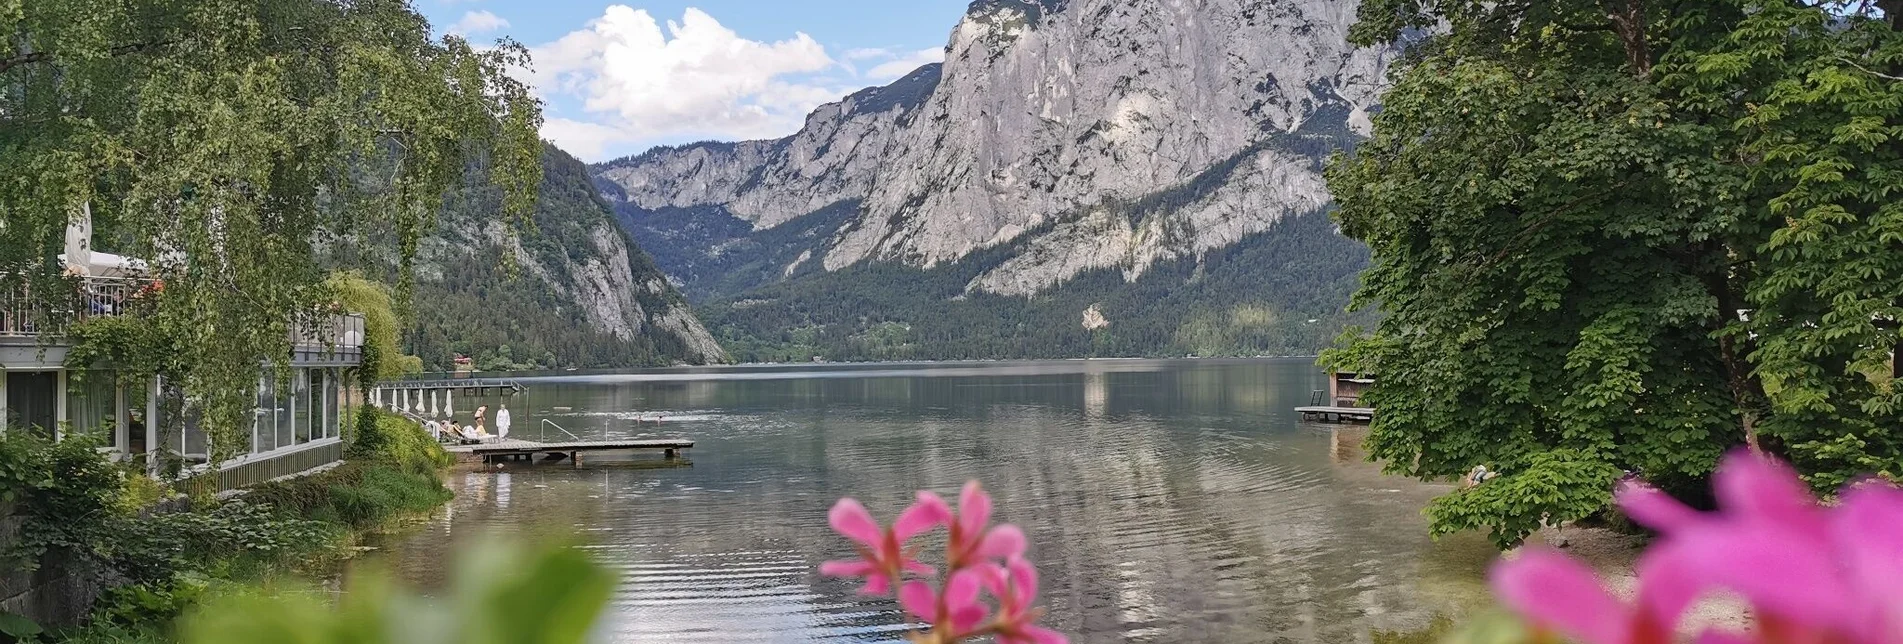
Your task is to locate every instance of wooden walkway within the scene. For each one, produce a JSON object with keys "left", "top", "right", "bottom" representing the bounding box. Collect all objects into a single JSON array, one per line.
[
  {"left": 1296, "top": 405, "right": 1375, "bottom": 424},
  {"left": 446, "top": 438, "right": 693, "bottom": 463}
]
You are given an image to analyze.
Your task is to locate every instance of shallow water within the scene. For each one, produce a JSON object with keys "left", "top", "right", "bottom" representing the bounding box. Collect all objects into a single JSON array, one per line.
[{"left": 372, "top": 359, "right": 1496, "bottom": 643}]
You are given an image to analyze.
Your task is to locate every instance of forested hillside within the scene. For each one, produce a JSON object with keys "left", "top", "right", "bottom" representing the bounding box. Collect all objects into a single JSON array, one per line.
[
  {"left": 704, "top": 211, "right": 1369, "bottom": 362},
  {"left": 331, "top": 145, "right": 727, "bottom": 371}
]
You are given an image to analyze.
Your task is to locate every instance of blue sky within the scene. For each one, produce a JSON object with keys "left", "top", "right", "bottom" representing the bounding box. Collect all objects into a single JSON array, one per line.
[{"left": 415, "top": 1, "right": 970, "bottom": 162}]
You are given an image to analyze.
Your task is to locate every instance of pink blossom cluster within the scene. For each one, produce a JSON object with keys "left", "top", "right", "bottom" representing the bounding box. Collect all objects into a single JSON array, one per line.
[
  {"left": 1493, "top": 450, "right": 1903, "bottom": 643},
  {"left": 821, "top": 481, "right": 1067, "bottom": 644}
]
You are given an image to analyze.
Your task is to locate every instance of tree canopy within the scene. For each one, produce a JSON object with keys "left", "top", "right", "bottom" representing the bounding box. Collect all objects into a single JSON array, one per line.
[
  {"left": 1328, "top": 0, "right": 1903, "bottom": 546},
  {"left": 1, "top": 0, "right": 542, "bottom": 462}
]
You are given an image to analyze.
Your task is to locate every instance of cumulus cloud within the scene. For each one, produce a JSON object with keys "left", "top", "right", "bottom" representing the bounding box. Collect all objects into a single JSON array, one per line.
[
  {"left": 865, "top": 47, "right": 945, "bottom": 81},
  {"left": 447, "top": 10, "right": 509, "bottom": 36},
  {"left": 524, "top": 6, "right": 851, "bottom": 160}
]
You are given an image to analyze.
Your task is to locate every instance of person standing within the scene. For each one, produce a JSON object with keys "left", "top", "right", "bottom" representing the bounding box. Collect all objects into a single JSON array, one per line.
[
  {"left": 474, "top": 405, "right": 487, "bottom": 435},
  {"left": 496, "top": 404, "right": 512, "bottom": 439}
]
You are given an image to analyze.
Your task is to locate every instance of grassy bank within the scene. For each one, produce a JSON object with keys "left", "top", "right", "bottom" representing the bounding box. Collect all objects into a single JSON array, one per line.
[{"left": 0, "top": 409, "right": 455, "bottom": 643}]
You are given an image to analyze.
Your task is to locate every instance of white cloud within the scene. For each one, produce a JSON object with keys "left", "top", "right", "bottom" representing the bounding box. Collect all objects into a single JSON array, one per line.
[
  {"left": 865, "top": 47, "right": 945, "bottom": 81},
  {"left": 447, "top": 10, "right": 509, "bottom": 35},
  {"left": 842, "top": 47, "right": 893, "bottom": 61},
  {"left": 524, "top": 6, "right": 848, "bottom": 160}
]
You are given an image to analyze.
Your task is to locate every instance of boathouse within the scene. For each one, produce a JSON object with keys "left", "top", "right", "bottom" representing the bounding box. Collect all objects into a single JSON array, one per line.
[
  {"left": 1297, "top": 370, "right": 1376, "bottom": 423},
  {"left": 1328, "top": 371, "right": 1375, "bottom": 408}
]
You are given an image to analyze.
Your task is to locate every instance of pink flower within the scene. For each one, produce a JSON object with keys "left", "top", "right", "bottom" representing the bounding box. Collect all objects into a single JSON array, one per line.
[
  {"left": 899, "top": 569, "right": 990, "bottom": 638},
  {"left": 946, "top": 481, "right": 1028, "bottom": 569},
  {"left": 1621, "top": 449, "right": 1872, "bottom": 636},
  {"left": 979, "top": 557, "right": 1068, "bottom": 644},
  {"left": 1491, "top": 448, "right": 1903, "bottom": 644},
  {"left": 820, "top": 492, "right": 954, "bottom": 594},
  {"left": 1490, "top": 548, "right": 1673, "bottom": 644}
]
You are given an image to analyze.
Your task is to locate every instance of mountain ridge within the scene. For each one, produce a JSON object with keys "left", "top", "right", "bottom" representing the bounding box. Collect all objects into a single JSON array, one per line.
[{"left": 593, "top": 0, "right": 1388, "bottom": 359}]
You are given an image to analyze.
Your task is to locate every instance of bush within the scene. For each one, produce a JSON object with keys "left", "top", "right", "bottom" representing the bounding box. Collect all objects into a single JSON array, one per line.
[
  {"left": 0, "top": 433, "right": 131, "bottom": 573},
  {"left": 245, "top": 461, "right": 450, "bottom": 533},
  {"left": 347, "top": 408, "right": 452, "bottom": 474}
]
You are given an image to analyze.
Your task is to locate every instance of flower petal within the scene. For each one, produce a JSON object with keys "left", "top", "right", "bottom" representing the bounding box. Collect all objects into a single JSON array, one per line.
[
  {"left": 861, "top": 573, "right": 890, "bottom": 596},
  {"left": 898, "top": 581, "right": 938, "bottom": 621},
  {"left": 903, "top": 560, "right": 937, "bottom": 576},
  {"left": 1713, "top": 450, "right": 1824, "bottom": 536},
  {"left": 1650, "top": 525, "right": 1853, "bottom": 631},
  {"left": 976, "top": 561, "right": 1011, "bottom": 599},
  {"left": 950, "top": 603, "right": 990, "bottom": 634},
  {"left": 959, "top": 481, "right": 993, "bottom": 535},
  {"left": 1490, "top": 549, "right": 1630, "bottom": 644},
  {"left": 819, "top": 560, "right": 876, "bottom": 578},
  {"left": 945, "top": 568, "right": 983, "bottom": 609},
  {"left": 1693, "top": 632, "right": 1753, "bottom": 644},
  {"left": 1007, "top": 556, "right": 1040, "bottom": 601},
  {"left": 894, "top": 492, "right": 953, "bottom": 542},
  {"left": 976, "top": 524, "right": 1027, "bottom": 560},
  {"left": 1632, "top": 545, "right": 1702, "bottom": 633},
  {"left": 1616, "top": 481, "right": 1705, "bottom": 534},
  {"left": 829, "top": 498, "right": 884, "bottom": 546},
  {"left": 1833, "top": 482, "right": 1903, "bottom": 641}
]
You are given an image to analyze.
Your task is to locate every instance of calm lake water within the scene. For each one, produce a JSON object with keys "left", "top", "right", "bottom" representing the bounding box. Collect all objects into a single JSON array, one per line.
[{"left": 371, "top": 359, "right": 1496, "bottom": 643}]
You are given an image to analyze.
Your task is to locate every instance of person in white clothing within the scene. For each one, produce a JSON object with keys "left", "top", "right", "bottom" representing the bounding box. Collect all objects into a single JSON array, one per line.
[{"left": 496, "top": 405, "right": 512, "bottom": 439}]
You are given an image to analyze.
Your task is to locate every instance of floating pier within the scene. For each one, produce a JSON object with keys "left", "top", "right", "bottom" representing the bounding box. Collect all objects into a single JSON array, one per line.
[
  {"left": 1296, "top": 405, "right": 1375, "bottom": 424},
  {"left": 446, "top": 438, "right": 693, "bottom": 464}
]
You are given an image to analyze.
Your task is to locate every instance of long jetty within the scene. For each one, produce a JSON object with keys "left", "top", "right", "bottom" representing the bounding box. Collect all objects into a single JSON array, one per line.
[{"left": 446, "top": 438, "right": 693, "bottom": 464}]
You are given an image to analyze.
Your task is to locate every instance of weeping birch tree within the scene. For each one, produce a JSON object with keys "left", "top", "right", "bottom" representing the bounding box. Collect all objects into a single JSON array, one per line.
[{"left": 0, "top": 0, "right": 543, "bottom": 463}]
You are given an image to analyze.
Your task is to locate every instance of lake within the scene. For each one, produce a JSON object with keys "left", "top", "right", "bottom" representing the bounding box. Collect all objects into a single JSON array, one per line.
[{"left": 371, "top": 359, "right": 1496, "bottom": 643}]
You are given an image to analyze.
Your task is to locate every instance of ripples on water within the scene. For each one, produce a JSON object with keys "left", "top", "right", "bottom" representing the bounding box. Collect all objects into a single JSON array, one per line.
[{"left": 375, "top": 359, "right": 1495, "bottom": 643}]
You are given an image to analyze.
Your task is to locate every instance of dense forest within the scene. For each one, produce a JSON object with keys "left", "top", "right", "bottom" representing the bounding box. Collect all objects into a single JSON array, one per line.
[
  {"left": 702, "top": 210, "right": 1371, "bottom": 362},
  {"left": 331, "top": 145, "right": 713, "bottom": 372}
]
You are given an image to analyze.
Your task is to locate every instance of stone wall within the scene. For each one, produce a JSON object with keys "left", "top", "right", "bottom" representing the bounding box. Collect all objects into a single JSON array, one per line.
[{"left": 0, "top": 511, "right": 110, "bottom": 629}]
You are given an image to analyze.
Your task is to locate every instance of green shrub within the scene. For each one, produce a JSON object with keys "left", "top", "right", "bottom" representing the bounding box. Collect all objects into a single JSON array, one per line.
[
  {"left": 0, "top": 433, "right": 130, "bottom": 573},
  {"left": 176, "top": 541, "right": 615, "bottom": 644},
  {"left": 347, "top": 408, "right": 452, "bottom": 474},
  {"left": 245, "top": 462, "right": 450, "bottom": 533}
]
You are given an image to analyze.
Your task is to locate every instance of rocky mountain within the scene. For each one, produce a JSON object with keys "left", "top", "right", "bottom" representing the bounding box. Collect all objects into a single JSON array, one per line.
[
  {"left": 336, "top": 145, "right": 728, "bottom": 370},
  {"left": 594, "top": 0, "right": 1388, "bottom": 360}
]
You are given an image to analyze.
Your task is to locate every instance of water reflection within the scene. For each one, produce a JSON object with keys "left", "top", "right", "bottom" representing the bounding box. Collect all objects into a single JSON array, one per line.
[{"left": 372, "top": 359, "right": 1494, "bottom": 642}]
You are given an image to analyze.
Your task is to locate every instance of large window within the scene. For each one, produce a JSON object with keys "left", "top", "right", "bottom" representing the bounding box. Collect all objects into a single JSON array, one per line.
[
  {"left": 275, "top": 373, "right": 293, "bottom": 450},
  {"left": 5, "top": 372, "right": 57, "bottom": 438},
  {"left": 256, "top": 376, "right": 279, "bottom": 453},
  {"left": 68, "top": 372, "right": 120, "bottom": 445},
  {"left": 293, "top": 369, "right": 313, "bottom": 445}
]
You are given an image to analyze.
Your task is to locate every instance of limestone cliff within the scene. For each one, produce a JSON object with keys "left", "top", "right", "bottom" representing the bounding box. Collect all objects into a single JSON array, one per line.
[{"left": 595, "top": 0, "right": 1387, "bottom": 303}]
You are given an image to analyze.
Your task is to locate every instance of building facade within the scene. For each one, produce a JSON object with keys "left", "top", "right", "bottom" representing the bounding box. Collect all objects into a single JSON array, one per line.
[{"left": 1, "top": 276, "right": 365, "bottom": 488}]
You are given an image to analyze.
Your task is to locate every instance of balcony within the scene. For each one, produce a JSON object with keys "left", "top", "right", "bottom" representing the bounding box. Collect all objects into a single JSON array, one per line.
[
  {"left": 2, "top": 277, "right": 364, "bottom": 365},
  {"left": 291, "top": 313, "right": 367, "bottom": 365},
  {"left": 0, "top": 276, "right": 156, "bottom": 338}
]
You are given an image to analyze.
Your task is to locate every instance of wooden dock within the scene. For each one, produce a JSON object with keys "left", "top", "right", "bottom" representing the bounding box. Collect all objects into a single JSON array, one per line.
[
  {"left": 446, "top": 438, "right": 693, "bottom": 463},
  {"left": 1296, "top": 405, "right": 1375, "bottom": 424}
]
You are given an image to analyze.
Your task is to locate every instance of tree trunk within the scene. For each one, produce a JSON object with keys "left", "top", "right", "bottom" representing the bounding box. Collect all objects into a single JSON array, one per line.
[
  {"left": 1604, "top": 0, "right": 1653, "bottom": 76},
  {"left": 1883, "top": 2, "right": 1902, "bottom": 380},
  {"left": 1703, "top": 251, "right": 1767, "bottom": 452}
]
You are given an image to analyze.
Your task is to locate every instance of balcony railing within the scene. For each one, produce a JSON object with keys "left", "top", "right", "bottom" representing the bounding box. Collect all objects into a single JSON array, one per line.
[
  {"left": 292, "top": 313, "right": 366, "bottom": 351},
  {"left": 0, "top": 276, "right": 156, "bottom": 338},
  {"left": 3, "top": 278, "right": 365, "bottom": 359}
]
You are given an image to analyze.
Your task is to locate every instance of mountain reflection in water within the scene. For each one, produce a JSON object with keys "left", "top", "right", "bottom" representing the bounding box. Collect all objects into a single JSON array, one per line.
[{"left": 370, "top": 359, "right": 1495, "bottom": 643}]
